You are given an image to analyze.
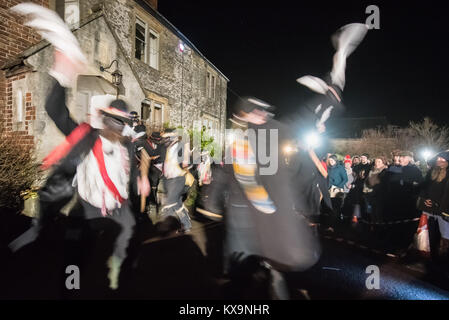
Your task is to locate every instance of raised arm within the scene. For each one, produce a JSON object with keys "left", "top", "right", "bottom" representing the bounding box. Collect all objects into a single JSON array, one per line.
[{"left": 45, "top": 79, "right": 78, "bottom": 136}]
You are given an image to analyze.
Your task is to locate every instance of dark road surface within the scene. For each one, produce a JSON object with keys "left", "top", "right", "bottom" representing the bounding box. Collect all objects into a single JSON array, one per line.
[{"left": 1, "top": 209, "right": 449, "bottom": 300}]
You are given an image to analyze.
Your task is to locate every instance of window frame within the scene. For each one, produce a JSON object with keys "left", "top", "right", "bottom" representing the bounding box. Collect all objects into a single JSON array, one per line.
[
  {"left": 148, "top": 29, "right": 160, "bottom": 70},
  {"left": 134, "top": 14, "right": 160, "bottom": 70},
  {"left": 135, "top": 16, "right": 148, "bottom": 63}
]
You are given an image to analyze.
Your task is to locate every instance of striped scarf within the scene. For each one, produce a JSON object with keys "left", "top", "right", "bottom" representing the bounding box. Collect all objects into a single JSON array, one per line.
[{"left": 232, "top": 132, "right": 276, "bottom": 214}]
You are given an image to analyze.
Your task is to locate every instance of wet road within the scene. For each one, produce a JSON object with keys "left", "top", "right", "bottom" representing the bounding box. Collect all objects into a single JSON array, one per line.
[{"left": 1, "top": 210, "right": 449, "bottom": 300}]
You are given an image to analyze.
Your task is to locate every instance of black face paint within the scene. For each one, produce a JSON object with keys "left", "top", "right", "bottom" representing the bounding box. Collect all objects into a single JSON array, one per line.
[{"left": 103, "top": 116, "right": 125, "bottom": 134}]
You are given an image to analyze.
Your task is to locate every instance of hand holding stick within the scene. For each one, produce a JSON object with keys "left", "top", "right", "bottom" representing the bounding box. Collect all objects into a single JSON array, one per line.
[
  {"left": 308, "top": 148, "right": 328, "bottom": 179},
  {"left": 140, "top": 149, "right": 150, "bottom": 213}
]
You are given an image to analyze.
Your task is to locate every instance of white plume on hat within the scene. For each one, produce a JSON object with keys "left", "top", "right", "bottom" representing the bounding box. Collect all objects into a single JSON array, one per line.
[
  {"left": 330, "top": 23, "right": 369, "bottom": 90},
  {"left": 11, "top": 3, "right": 87, "bottom": 86},
  {"left": 89, "top": 94, "right": 115, "bottom": 129},
  {"left": 297, "top": 23, "right": 369, "bottom": 93}
]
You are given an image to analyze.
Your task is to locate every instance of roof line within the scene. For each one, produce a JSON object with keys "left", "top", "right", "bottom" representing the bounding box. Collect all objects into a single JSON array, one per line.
[{"left": 135, "top": 0, "right": 229, "bottom": 82}]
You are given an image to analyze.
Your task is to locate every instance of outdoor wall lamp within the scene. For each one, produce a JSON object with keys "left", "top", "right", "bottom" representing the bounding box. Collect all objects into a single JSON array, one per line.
[{"left": 100, "top": 59, "right": 123, "bottom": 86}]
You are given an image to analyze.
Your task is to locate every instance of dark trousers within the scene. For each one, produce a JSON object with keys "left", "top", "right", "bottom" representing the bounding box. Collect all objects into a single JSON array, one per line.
[
  {"left": 160, "top": 176, "right": 192, "bottom": 231},
  {"left": 78, "top": 198, "right": 136, "bottom": 261}
]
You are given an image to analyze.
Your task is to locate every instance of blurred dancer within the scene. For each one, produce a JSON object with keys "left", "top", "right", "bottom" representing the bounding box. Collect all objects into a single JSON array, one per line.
[
  {"left": 295, "top": 23, "right": 369, "bottom": 159},
  {"left": 203, "top": 97, "right": 321, "bottom": 299},
  {"left": 8, "top": 4, "right": 150, "bottom": 290},
  {"left": 157, "top": 129, "right": 193, "bottom": 232}
]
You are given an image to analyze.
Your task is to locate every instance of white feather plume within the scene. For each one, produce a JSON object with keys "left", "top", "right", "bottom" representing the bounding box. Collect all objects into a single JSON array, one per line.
[
  {"left": 296, "top": 76, "right": 329, "bottom": 95},
  {"left": 316, "top": 106, "right": 334, "bottom": 129},
  {"left": 10, "top": 3, "right": 87, "bottom": 65},
  {"left": 330, "top": 23, "right": 369, "bottom": 90}
]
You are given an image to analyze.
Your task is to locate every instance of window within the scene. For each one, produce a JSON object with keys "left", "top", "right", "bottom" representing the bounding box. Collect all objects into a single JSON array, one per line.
[
  {"left": 211, "top": 75, "right": 216, "bottom": 99},
  {"left": 135, "top": 17, "right": 147, "bottom": 62},
  {"left": 154, "top": 103, "right": 163, "bottom": 126},
  {"left": 206, "top": 72, "right": 211, "bottom": 98},
  {"left": 149, "top": 30, "right": 159, "bottom": 69},
  {"left": 141, "top": 99, "right": 165, "bottom": 130},
  {"left": 206, "top": 71, "right": 216, "bottom": 99},
  {"left": 135, "top": 16, "right": 159, "bottom": 70},
  {"left": 202, "top": 114, "right": 219, "bottom": 142}
]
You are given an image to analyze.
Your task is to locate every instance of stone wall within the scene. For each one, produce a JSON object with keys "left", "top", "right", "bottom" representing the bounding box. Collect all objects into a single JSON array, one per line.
[
  {"left": 22, "top": 14, "right": 146, "bottom": 160},
  {"left": 1, "top": 0, "right": 228, "bottom": 159}
]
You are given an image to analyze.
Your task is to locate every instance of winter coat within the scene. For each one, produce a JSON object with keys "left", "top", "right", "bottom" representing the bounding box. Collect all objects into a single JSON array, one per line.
[
  {"left": 344, "top": 167, "right": 354, "bottom": 193},
  {"left": 364, "top": 166, "right": 387, "bottom": 193},
  {"left": 419, "top": 167, "right": 449, "bottom": 216},
  {"left": 328, "top": 164, "right": 348, "bottom": 189}
]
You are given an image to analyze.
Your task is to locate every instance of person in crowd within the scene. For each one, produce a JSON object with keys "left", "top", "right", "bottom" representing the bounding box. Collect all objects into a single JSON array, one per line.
[
  {"left": 350, "top": 153, "right": 372, "bottom": 221},
  {"left": 343, "top": 155, "right": 355, "bottom": 194},
  {"left": 396, "top": 151, "right": 424, "bottom": 220},
  {"left": 418, "top": 151, "right": 449, "bottom": 266},
  {"left": 353, "top": 153, "right": 371, "bottom": 180},
  {"left": 363, "top": 156, "right": 388, "bottom": 222},
  {"left": 327, "top": 155, "right": 348, "bottom": 224},
  {"left": 130, "top": 111, "right": 140, "bottom": 129},
  {"left": 352, "top": 155, "right": 361, "bottom": 168}
]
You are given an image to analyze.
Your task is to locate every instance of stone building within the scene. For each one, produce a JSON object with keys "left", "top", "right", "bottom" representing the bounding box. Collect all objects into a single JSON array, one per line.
[{"left": 0, "top": 0, "right": 228, "bottom": 161}]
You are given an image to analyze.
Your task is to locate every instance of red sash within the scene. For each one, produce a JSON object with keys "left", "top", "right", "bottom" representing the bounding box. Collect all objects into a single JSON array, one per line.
[
  {"left": 92, "top": 138, "right": 126, "bottom": 204},
  {"left": 41, "top": 123, "right": 92, "bottom": 170}
]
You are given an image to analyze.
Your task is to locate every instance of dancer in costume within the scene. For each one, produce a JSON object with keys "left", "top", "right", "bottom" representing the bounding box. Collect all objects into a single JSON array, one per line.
[{"left": 8, "top": 3, "right": 150, "bottom": 290}]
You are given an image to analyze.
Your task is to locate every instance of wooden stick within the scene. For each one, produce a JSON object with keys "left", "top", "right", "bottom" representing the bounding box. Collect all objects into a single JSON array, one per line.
[
  {"left": 140, "top": 149, "right": 150, "bottom": 213},
  {"left": 308, "top": 148, "right": 328, "bottom": 179}
]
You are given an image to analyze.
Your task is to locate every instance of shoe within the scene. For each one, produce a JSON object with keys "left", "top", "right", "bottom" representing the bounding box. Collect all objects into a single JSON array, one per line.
[{"left": 107, "top": 255, "right": 123, "bottom": 290}]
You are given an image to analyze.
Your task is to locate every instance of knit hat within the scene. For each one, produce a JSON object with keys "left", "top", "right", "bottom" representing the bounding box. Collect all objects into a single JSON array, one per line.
[
  {"left": 428, "top": 150, "right": 449, "bottom": 166},
  {"left": 398, "top": 150, "right": 414, "bottom": 158},
  {"left": 344, "top": 154, "right": 352, "bottom": 164}
]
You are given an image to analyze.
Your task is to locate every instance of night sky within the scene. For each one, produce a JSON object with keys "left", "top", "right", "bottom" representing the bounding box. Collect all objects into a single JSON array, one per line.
[{"left": 158, "top": 0, "right": 449, "bottom": 127}]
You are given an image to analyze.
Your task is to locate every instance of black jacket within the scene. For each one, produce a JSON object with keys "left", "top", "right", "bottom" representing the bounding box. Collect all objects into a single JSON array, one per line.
[
  {"left": 204, "top": 119, "right": 321, "bottom": 272},
  {"left": 39, "top": 81, "right": 139, "bottom": 213}
]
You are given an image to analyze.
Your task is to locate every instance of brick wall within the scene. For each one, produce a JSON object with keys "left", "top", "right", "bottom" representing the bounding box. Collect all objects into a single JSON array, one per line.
[
  {"left": 0, "top": 0, "right": 47, "bottom": 141},
  {"left": 0, "top": 0, "right": 49, "bottom": 66}
]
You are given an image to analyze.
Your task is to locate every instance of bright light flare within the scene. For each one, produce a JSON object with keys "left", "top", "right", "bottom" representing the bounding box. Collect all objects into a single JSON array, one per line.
[
  {"left": 305, "top": 132, "right": 321, "bottom": 148},
  {"left": 178, "top": 42, "right": 185, "bottom": 52},
  {"left": 421, "top": 149, "right": 433, "bottom": 161},
  {"left": 284, "top": 145, "right": 293, "bottom": 154}
]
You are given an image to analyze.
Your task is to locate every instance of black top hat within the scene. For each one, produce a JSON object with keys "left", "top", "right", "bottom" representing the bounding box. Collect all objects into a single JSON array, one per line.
[{"left": 99, "top": 99, "right": 133, "bottom": 125}]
